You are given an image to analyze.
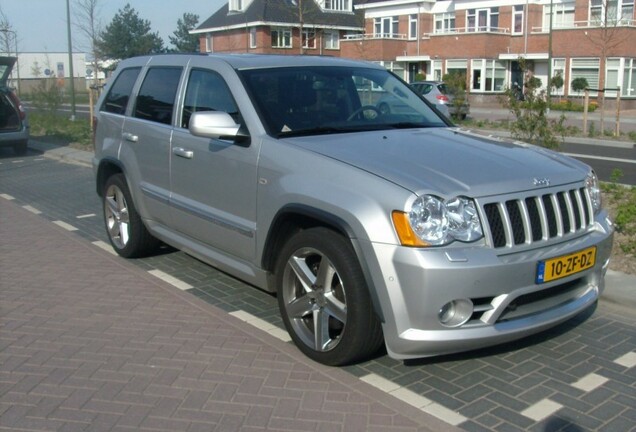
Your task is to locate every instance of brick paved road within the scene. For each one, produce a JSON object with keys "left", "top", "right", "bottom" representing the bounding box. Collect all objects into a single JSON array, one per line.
[
  {"left": 1, "top": 148, "right": 635, "bottom": 431},
  {"left": 0, "top": 188, "right": 456, "bottom": 431}
]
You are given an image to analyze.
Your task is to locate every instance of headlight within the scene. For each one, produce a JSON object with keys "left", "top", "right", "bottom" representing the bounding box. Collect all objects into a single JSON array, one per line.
[
  {"left": 392, "top": 195, "right": 483, "bottom": 247},
  {"left": 585, "top": 171, "right": 602, "bottom": 214}
]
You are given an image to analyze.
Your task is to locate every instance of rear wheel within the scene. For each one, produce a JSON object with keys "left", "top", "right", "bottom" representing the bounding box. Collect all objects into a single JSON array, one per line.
[
  {"left": 102, "top": 174, "right": 159, "bottom": 258},
  {"left": 275, "top": 227, "right": 383, "bottom": 365}
]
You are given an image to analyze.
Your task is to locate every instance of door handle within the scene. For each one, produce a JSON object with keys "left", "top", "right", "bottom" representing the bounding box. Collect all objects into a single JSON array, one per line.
[
  {"left": 122, "top": 132, "right": 138, "bottom": 143},
  {"left": 173, "top": 147, "right": 194, "bottom": 159}
]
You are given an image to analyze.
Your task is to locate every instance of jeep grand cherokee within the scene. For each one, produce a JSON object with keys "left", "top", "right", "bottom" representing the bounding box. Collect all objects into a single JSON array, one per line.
[{"left": 93, "top": 54, "right": 614, "bottom": 365}]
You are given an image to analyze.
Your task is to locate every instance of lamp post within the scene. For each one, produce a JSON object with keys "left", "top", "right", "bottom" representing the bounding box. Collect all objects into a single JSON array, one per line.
[
  {"left": 0, "top": 28, "right": 20, "bottom": 95},
  {"left": 66, "top": 0, "right": 77, "bottom": 120},
  {"left": 547, "top": 0, "right": 553, "bottom": 112}
]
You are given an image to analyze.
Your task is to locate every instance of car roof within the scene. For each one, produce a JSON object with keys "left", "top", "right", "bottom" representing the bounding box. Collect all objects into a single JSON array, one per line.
[
  {"left": 0, "top": 56, "right": 17, "bottom": 86},
  {"left": 117, "top": 53, "right": 384, "bottom": 71}
]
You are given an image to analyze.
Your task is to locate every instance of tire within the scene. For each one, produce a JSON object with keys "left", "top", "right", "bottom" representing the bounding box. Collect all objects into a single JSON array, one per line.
[
  {"left": 275, "top": 227, "right": 383, "bottom": 365},
  {"left": 102, "top": 174, "right": 159, "bottom": 258},
  {"left": 378, "top": 103, "right": 390, "bottom": 115}
]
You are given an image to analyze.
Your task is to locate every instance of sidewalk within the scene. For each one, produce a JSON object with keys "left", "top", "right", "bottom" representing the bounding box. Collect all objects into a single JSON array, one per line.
[{"left": 0, "top": 197, "right": 459, "bottom": 431}]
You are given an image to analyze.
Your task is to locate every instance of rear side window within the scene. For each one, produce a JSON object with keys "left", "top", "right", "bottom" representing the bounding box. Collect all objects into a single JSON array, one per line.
[
  {"left": 181, "top": 69, "right": 238, "bottom": 128},
  {"left": 101, "top": 67, "right": 141, "bottom": 115},
  {"left": 133, "top": 67, "right": 183, "bottom": 125},
  {"left": 419, "top": 84, "right": 433, "bottom": 95}
]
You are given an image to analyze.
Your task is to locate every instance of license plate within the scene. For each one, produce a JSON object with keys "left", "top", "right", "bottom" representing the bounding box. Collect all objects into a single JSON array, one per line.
[{"left": 536, "top": 247, "right": 596, "bottom": 284}]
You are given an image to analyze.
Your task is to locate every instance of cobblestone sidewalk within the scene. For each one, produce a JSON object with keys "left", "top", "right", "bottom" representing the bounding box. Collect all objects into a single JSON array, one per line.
[{"left": 0, "top": 198, "right": 460, "bottom": 432}]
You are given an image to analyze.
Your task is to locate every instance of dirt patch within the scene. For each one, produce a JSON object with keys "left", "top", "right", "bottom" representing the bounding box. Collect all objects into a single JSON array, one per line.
[{"left": 604, "top": 191, "right": 636, "bottom": 275}]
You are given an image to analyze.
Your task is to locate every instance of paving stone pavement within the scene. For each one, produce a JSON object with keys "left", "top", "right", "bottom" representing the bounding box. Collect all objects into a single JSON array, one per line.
[
  {"left": 0, "top": 197, "right": 459, "bottom": 432},
  {"left": 2, "top": 148, "right": 636, "bottom": 431}
]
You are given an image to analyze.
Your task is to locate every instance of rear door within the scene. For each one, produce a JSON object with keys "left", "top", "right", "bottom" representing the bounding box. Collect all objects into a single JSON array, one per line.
[
  {"left": 119, "top": 59, "right": 184, "bottom": 226},
  {"left": 0, "top": 56, "right": 17, "bottom": 86}
]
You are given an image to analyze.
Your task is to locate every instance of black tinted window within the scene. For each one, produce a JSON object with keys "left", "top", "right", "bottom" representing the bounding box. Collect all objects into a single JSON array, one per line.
[
  {"left": 101, "top": 67, "right": 141, "bottom": 115},
  {"left": 134, "top": 67, "right": 183, "bottom": 125},
  {"left": 181, "top": 69, "right": 238, "bottom": 128}
]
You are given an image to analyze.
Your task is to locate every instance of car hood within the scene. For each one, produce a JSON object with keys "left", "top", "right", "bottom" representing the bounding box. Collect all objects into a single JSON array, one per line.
[
  {"left": 285, "top": 127, "right": 589, "bottom": 198},
  {"left": 0, "top": 56, "right": 17, "bottom": 86}
]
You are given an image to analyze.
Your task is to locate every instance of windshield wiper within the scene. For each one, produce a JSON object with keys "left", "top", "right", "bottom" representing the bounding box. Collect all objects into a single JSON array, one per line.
[
  {"left": 386, "top": 122, "right": 439, "bottom": 129},
  {"left": 277, "top": 126, "right": 362, "bottom": 138}
]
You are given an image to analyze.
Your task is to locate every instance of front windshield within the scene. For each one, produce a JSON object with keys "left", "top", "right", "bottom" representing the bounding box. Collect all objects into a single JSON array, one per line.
[{"left": 240, "top": 66, "right": 448, "bottom": 137}]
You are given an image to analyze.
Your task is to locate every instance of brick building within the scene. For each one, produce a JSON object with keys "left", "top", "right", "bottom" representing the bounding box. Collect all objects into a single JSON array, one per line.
[
  {"left": 191, "top": 0, "right": 365, "bottom": 56},
  {"left": 193, "top": 0, "right": 636, "bottom": 108}
]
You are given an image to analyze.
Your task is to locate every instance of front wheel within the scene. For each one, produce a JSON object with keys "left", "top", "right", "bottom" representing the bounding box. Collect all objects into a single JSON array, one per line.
[
  {"left": 102, "top": 174, "right": 159, "bottom": 258},
  {"left": 275, "top": 227, "right": 383, "bottom": 365}
]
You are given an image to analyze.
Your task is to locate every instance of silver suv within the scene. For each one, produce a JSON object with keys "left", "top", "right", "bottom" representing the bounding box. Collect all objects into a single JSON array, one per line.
[{"left": 93, "top": 54, "right": 614, "bottom": 366}]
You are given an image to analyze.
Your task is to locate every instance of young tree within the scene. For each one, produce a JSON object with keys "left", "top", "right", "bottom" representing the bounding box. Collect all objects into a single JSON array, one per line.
[
  {"left": 97, "top": 3, "right": 164, "bottom": 61},
  {"left": 169, "top": 13, "right": 199, "bottom": 53},
  {"left": 73, "top": 0, "right": 103, "bottom": 87},
  {"left": 442, "top": 71, "right": 468, "bottom": 120},
  {"left": 500, "top": 58, "right": 566, "bottom": 149}
]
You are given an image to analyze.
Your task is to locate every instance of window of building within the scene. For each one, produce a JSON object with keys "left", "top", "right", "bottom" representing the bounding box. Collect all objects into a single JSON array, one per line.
[
  {"left": 590, "top": 0, "right": 634, "bottom": 25},
  {"left": 471, "top": 59, "right": 506, "bottom": 92},
  {"left": 324, "top": 30, "right": 340, "bottom": 49},
  {"left": 324, "top": 0, "right": 350, "bottom": 11},
  {"left": 544, "top": 1, "right": 575, "bottom": 29},
  {"left": 205, "top": 33, "right": 213, "bottom": 52},
  {"left": 134, "top": 67, "right": 183, "bottom": 125},
  {"left": 623, "top": 58, "right": 636, "bottom": 96},
  {"left": 432, "top": 60, "right": 442, "bottom": 81},
  {"left": 467, "top": 8, "right": 499, "bottom": 32},
  {"left": 250, "top": 27, "right": 257, "bottom": 48},
  {"left": 375, "top": 61, "right": 406, "bottom": 80},
  {"left": 605, "top": 58, "right": 636, "bottom": 97},
  {"left": 374, "top": 16, "right": 399, "bottom": 38},
  {"left": 303, "top": 29, "right": 316, "bottom": 49},
  {"left": 513, "top": 5, "right": 524, "bottom": 34},
  {"left": 606, "top": 58, "right": 621, "bottom": 97},
  {"left": 446, "top": 60, "right": 468, "bottom": 84},
  {"left": 271, "top": 27, "right": 292, "bottom": 48},
  {"left": 434, "top": 13, "right": 455, "bottom": 34},
  {"left": 409, "top": 14, "right": 418, "bottom": 40},
  {"left": 229, "top": 0, "right": 243, "bottom": 11},
  {"left": 552, "top": 58, "right": 566, "bottom": 96},
  {"left": 570, "top": 58, "right": 600, "bottom": 95}
]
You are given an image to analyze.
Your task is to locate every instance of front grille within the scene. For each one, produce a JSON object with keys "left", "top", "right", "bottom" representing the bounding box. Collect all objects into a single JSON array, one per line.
[{"left": 483, "top": 187, "right": 593, "bottom": 249}]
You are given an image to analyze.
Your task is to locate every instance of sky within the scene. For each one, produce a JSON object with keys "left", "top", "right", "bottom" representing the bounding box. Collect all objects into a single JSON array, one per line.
[{"left": 1, "top": 0, "right": 225, "bottom": 53}]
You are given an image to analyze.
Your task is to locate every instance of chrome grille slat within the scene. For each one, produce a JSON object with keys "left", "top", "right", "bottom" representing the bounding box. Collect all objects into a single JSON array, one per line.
[{"left": 483, "top": 187, "right": 593, "bottom": 249}]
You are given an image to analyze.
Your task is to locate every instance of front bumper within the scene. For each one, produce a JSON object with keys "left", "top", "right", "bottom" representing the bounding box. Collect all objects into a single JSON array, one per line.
[{"left": 367, "top": 215, "right": 614, "bottom": 360}]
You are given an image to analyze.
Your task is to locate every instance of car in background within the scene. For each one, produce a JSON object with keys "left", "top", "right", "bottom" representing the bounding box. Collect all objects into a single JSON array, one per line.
[
  {"left": 410, "top": 81, "right": 470, "bottom": 120},
  {"left": 0, "top": 57, "right": 28, "bottom": 155}
]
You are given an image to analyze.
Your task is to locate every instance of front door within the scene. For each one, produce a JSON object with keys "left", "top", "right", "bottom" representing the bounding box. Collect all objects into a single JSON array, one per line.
[{"left": 169, "top": 64, "right": 259, "bottom": 262}]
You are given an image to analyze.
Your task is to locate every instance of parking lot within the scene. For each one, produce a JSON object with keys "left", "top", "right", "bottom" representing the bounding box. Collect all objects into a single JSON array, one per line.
[{"left": 1, "top": 146, "right": 635, "bottom": 431}]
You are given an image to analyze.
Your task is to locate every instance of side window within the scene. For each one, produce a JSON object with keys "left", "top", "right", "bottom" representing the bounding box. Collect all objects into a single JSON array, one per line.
[
  {"left": 101, "top": 67, "right": 141, "bottom": 115},
  {"left": 181, "top": 69, "right": 239, "bottom": 128},
  {"left": 133, "top": 67, "right": 183, "bottom": 125}
]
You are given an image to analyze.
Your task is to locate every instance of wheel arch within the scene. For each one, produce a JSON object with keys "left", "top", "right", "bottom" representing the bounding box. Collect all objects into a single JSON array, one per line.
[
  {"left": 262, "top": 204, "right": 386, "bottom": 323},
  {"left": 96, "top": 158, "right": 125, "bottom": 197}
]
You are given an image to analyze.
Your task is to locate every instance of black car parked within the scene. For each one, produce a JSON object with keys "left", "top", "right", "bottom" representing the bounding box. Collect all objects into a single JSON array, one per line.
[{"left": 0, "top": 56, "right": 29, "bottom": 155}]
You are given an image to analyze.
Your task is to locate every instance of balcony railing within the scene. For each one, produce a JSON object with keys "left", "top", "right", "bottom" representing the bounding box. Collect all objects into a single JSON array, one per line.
[
  {"left": 423, "top": 26, "right": 510, "bottom": 38},
  {"left": 343, "top": 33, "right": 408, "bottom": 41},
  {"left": 531, "top": 18, "right": 635, "bottom": 33}
]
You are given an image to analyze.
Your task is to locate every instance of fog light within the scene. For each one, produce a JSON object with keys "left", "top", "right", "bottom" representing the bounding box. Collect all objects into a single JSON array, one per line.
[{"left": 439, "top": 299, "right": 473, "bottom": 327}]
